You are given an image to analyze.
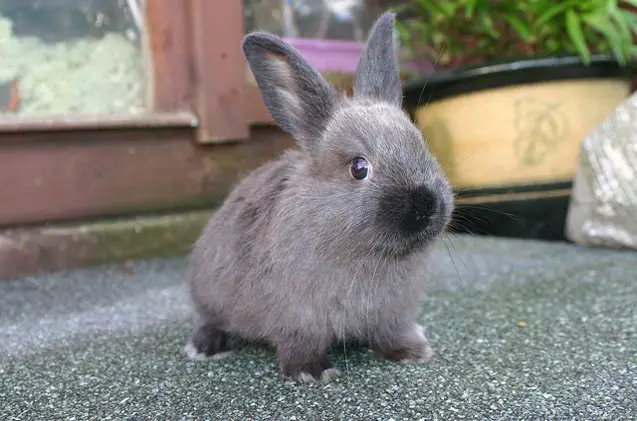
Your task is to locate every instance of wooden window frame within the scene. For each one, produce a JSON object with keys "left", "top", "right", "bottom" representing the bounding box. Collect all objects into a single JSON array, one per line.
[
  {"left": 0, "top": 1, "right": 286, "bottom": 232},
  {"left": 0, "top": 0, "right": 274, "bottom": 142}
]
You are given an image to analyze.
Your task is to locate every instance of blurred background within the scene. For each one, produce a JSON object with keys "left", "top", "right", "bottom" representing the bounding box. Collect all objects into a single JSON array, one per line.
[{"left": 0, "top": 0, "right": 636, "bottom": 280}]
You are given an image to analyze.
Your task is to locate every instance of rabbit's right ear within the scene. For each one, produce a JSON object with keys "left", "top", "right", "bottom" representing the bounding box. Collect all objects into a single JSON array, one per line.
[
  {"left": 243, "top": 33, "right": 337, "bottom": 154},
  {"left": 353, "top": 12, "right": 402, "bottom": 106}
]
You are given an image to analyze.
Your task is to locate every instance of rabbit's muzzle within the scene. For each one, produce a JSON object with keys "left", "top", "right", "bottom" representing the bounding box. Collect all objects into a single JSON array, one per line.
[{"left": 378, "top": 185, "right": 443, "bottom": 237}]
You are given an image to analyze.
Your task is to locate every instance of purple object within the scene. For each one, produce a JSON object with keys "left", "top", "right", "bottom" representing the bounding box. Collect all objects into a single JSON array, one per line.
[
  {"left": 404, "top": 59, "right": 435, "bottom": 75},
  {"left": 284, "top": 37, "right": 435, "bottom": 77},
  {"left": 284, "top": 38, "right": 365, "bottom": 73}
]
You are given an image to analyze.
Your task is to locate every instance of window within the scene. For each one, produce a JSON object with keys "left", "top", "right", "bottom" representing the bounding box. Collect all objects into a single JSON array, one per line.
[{"left": 0, "top": 0, "right": 148, "bottom": 116}]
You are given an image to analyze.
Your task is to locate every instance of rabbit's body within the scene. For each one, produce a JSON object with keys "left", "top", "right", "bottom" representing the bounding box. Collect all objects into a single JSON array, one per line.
[
  {"left": 184, "top": 12, "right": 454, "bottom": 383},
  {"left": 188, "top": 156, "right": 431, "bottom": 344}
]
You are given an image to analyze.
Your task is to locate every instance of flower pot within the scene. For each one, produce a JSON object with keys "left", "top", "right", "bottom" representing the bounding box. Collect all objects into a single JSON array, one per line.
[{"left": 403, "top": 54, "right": 636, "bottom": 241}]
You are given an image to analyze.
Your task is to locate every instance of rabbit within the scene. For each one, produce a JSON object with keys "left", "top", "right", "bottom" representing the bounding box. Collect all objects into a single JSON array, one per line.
[{"left": 183, "top": 11, "right": 454, "bottom": 384}]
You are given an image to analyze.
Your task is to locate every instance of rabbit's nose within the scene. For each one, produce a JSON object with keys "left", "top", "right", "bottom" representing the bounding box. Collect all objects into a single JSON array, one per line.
[
  {"left": 377, "top": 185, "right": 439, "bottom": 236},
  {"left": 409, "top": 185, "right": 437, "bottom": 222},
  {"left": 396, "top": 186, "right": 438, "bottom": 236}
]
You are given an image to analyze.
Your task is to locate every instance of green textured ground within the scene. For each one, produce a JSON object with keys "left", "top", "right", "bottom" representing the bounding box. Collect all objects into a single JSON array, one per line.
[{"left": 1, "top": 234, "right": 636, "bottom": 419}]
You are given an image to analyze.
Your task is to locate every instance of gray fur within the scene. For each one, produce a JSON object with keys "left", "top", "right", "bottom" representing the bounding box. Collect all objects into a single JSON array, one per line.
[
  {"left": 242, "top": 30, "right": 337, "bottom": 155},
  {"left": 353, "top": 12, "right": 403, "bottom": 106},
  {"left": 184, "top": 11, "right": 454, "bottom": 383}
]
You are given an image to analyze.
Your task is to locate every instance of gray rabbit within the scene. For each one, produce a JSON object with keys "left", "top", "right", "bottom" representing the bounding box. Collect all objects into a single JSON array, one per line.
[{"left": 183, "top": 11, "right": 454, "bottom": 383}]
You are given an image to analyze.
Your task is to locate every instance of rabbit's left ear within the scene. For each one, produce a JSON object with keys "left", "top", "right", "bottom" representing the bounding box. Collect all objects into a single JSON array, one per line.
[
  {"left": 243, "top": 32, "right": 337, "bottom": 155},
  {"left": 353, "top": 11, "right": 402, "bottom": 106}
]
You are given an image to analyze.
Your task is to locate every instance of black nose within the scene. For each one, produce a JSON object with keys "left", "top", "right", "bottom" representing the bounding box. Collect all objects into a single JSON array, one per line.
[
  {"left": 409, "top": 185, "right": 437, "bottom": 222},
  {"left": 378, "top": 185, "right": 438, "bottom": 236},
  {"left": 402, "top": 185, "right": 437, "bottom": 234}
]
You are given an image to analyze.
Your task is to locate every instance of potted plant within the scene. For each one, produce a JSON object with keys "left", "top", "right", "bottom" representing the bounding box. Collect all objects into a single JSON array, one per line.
[{"left": 394, "top": 0, "right": 637, "bottom": 241}]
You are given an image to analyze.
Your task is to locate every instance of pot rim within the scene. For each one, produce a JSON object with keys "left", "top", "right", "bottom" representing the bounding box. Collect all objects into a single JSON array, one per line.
[{"left": 403, "top": 54, "right": 637, "bottom": 108}]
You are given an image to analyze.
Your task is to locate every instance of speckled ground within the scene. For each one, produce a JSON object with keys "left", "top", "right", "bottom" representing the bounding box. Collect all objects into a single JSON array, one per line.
[{"left": 1, "top": 234, "right": 636, "bottom": 420}]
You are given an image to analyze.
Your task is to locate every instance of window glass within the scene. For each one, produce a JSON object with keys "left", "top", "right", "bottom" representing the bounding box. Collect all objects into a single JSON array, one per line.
[
  {"left": 0, "top": 0, "right": 147, "bottom": 116},
  {"left": 244, "top": 0, "right": 380, "bottom": 41}
]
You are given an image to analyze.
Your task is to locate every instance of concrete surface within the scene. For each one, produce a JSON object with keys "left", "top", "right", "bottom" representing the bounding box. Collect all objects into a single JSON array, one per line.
[
  {"left": 0, "top": 210, "right": 212, "bottom": 281},
  {"left": 1, "top": 234, "right": 636, "bottom": 419}
]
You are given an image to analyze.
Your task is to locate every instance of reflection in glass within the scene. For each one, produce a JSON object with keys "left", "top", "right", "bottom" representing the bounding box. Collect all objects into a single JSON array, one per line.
[
  {"left": 0, "top": 0, "right": 147, "bottom": 116},
  {"left": 245, "top": 0, "right": 373, "bottom": 41}
]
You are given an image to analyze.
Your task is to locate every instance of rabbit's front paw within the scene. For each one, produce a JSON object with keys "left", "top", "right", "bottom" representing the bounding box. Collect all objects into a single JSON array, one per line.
[
  {"left": 277, "top": 344, "right": 341, "bottom": 384},
  {"left": 375, "top": 323, "right": 434, "bottom": 364},
  {"left": 283, "top": 364, "right": 342, "bottom": 384},
  {"left": 183, "top": 322, "right": 241, "bottom": 361}
]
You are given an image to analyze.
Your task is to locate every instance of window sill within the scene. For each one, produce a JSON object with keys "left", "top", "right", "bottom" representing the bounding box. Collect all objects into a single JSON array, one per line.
[{"left": 0, "top": 111, "right": 199, "bottom": 135}]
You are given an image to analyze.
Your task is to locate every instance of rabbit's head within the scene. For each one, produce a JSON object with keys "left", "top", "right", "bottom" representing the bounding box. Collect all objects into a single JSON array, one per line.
[{"left": 243, "top": 12, "right": 454, "bottom": 258}]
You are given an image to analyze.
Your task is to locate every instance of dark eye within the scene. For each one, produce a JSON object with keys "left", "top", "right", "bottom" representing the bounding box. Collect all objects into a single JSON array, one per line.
[{"left": 349, "top": 157, "right": 370, "bottom": 180}]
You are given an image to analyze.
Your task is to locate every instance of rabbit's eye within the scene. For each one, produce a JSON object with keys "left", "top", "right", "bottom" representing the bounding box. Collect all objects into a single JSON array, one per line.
[{"left": 349, "top": 157, "right": 369, "bottom": 180}]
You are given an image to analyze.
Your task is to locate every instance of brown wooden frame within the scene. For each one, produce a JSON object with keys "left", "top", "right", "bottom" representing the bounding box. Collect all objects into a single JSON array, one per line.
[
  {"left": 0, "top": 1, "right": 274, "bottom": 142},
  {"left": 145, "top": 0, "right": 273, "bottom": 139},
  {"left": 0, "top": 1, "right": 279, "bottom": 231}
]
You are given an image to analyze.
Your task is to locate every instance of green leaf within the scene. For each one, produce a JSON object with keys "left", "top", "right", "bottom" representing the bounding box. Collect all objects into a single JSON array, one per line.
[
  {"left": 465, "top": 0, "right": 478, "bottom": 19},
  {"left": 582, "top": 13, "right": 627, "bottom": 65},
  {"left": 609, "top": 9, "right": 632, "bottom": 60},
  {"left": 625, "top": 13, "right": 637, "bottom": 43},
  {"left": 479, "top": 12, "right": 499, "bottom": 38},
  {"left": 605, "top": 0, "right": 618, "bottom": 11},
  {"left": 506, "top": 14, "right": 532, "bottom": 41},
  {"left": 535, "top": 3, "right": 568, "bottom": 26},
  {"left": 565, "top": 10, "right": 592, "bottom": 63},
  {"left": 417, "top": 0, "right": 456, "bottom": 19},
  {"left": 416, "top": 0, "right": 438, "bottom": 15},
  {"left": 436, "top": 1, "right": 456, "bottom": 17},
  {"left": 605, "top": 33, "right": 627, "bottom": 65},
  {"left": 530, "top": 0, "right": 552, "bottom": 8},
  {"left": 536, "top": 4, "right": 568, "bottom": 27},
  {"left": 610, "top": 10, "right": 630, "bottom": 39},
  {"left": 576, "top": 0, "right": 603, "bottom": 12}
]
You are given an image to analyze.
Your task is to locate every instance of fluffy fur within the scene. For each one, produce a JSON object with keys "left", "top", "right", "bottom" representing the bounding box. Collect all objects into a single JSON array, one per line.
[{"left": 184, "top": 11, "right": 454, "bottom": 383}]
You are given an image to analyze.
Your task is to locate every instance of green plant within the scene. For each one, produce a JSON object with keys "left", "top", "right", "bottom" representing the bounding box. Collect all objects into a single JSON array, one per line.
[{"left": 394, "top": 0, "right": 637, "bottom": 69}]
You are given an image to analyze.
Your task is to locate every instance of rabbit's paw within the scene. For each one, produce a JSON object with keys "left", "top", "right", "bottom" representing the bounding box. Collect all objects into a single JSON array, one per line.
[
  {"left": 281, "top": 361, "right": 342, "bottom": 384},
  {"left": 183, "top": 322, "right": 240, "bottom": 361},
  {"left": 277, "top": 345, "right": 341, "bottom": 384},
  {"left": 375, "top": 323, "right": 434, "bottom": 364}
]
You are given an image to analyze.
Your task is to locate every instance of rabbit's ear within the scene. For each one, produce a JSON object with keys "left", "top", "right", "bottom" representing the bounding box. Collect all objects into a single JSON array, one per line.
[
  {"left": 353, "top": 12, "right": 402, "bottom": 106},
  {"left": 243, "top": 33, "right": 337, "bottom": 154}
]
